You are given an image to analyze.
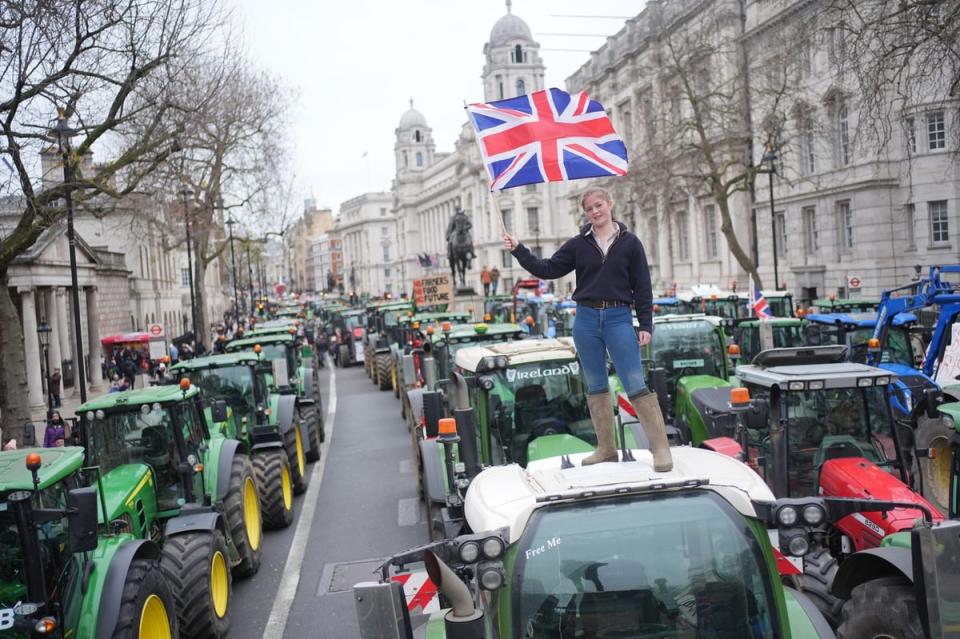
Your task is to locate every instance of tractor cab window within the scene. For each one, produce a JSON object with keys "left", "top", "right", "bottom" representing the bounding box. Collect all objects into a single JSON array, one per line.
[
  {"left": 847, "top": 327, "right": 918, "bottom": 367},
  {"left": 767, "top": 296, "right": 794, "bottom": 318},
  {"left": 86, "top": 406, "right": 184, "bottom": 511},
  {"left": 514, "top": 491, "right": 778, "bottom": 639},
  {"left": 259, "top": 344, "right": 295, "bottom": 381},
  {"left": 486, "top": 362, "right": 592, "bottom": 466},
  {"left": 647, "top": 321, "right": 725, "bottom": 394},
  {"left": 191, "top": 365, "right": 257, "bottom": 423}
]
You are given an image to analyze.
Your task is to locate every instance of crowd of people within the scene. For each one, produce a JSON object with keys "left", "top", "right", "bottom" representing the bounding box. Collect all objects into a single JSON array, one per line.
[{"left": 479, "top": 266, "right": 501, "bottom": 297}]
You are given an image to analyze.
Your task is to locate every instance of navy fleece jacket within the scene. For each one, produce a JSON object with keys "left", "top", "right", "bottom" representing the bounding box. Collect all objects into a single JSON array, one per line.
[{"left": 510, "top": 221, "right": 654, "bottom": 333}]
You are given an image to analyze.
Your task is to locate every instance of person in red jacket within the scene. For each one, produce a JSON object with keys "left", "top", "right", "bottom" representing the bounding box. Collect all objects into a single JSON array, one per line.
[{"left": 503, "top": 186, "right": 672, "bottom": 470}]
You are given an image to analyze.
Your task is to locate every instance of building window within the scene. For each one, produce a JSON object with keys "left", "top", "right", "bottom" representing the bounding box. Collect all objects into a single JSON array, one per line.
[
  {"left": 838, "top": 103, "right": 850, "bottom": 166},
  {"left": 905, "top": 117, "right": 916, "bottom": 154},
  {"left": 646, "top": 214, "right": 658, "bottom": 260},
  {"left": 415, "top": 152, "right": 423, "bottom": 167},
  {"left": 927, "top": 111, "right": 945, "bottom": 150},
  {"left": 775, "top": 211, "right": 787, "bottom": 256},
  {"left": 381, "top": 225, "right": 388, "bottom": 236},
  {"left": 703, "top": 205, "right": 718, "bottom": 259},
  {"left": 514, "top": 44, "right": 523, "bottom": 63},
  {"left": 502, "top": 208, "right": 512, "bottom": 233},
  {"left": 516, "top": 78, "right": 525, "bottom": 96},
  {"left": 181, "top": 268, "right": 190, "bottom": 286},
  {"left": 501, "top": 249, "right": 512, "bottom": 268},
  {"left": 526, "top": 207, "right": 539, "bottom": 234},
  {"left": 837, "top": 200, "right": 853, "bottom": 250},
  {"left": 803, "top": 206, "right": 819, "bottom": 254},
  {"left": 380, "top": 207, "right": 387, "bottom": 216},
  {"left": 383, "top": 246, "right": 390, "bottom": 261},
  {"left": 498, "top": 77, "right": 504, "bottom": 100},
  {"left": 414, "top": 130, "right": 421, "bottom": 143},
  {"left": 906, "top": 203, "right": 916, "bottom": 248},
  {"left": 930, "top": 200, "right": 949, "bottom": 243},
  {"left": 384, "top": 268, "right": 391, "bottom": 278},
  {"left": 677, "top": 210, "right": 689, "bottom": 261},
  {"left": 804, "top": 119, "right": 816, "bottom": 174}
]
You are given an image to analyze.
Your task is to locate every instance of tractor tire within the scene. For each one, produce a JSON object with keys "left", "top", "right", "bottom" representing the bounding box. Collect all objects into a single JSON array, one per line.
[
  {"left": 253, "top": 450, "right": 294, "bottom": 530},
  {"left": 837, "top": 576, "right": 925, "bottom": 639},
  {"left": 302, "top": 405, "right": 322, "bottom": 463},
  {"left": 223, "top": 455, "right": 262, "bottom": 578},
  {"left": 796, "top": 547, "right": 842, "bottom": 629},
  {"left": 912, "top": 414, "right": 955, "bottom": 515},
  {"left": 339, "top": 345, "right": 349, "bottom": 368},
  {"left": 377, "top": 354, "right": 392, "bottom": 391},
  {"left": 284, "top": 423, "right": 309, "bottom": 494},
  {"left": 364, "top": 346, "right": 373, "bottom": 378},
  {"left": 160, "top": 531, "right": 232, "bottom": 639},
  {"left": 392, "top": 363, "right": 400, "bottom": 398},
  {"left": 110, "top": 557, "right": 178, "bottom": 639}
]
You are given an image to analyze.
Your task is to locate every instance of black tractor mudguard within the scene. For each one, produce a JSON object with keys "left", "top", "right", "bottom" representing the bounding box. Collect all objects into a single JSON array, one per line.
[
  {"left": 419, "top": 439, "right": 446, "bottom": 504},
  {"left": 94, "top": 540, "right": 161, "bottom": 639}
]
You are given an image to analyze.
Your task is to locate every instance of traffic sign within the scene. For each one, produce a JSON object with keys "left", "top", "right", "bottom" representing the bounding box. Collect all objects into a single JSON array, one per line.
[
  {"left": 848, "top": 276, "right": 862, "bottom": 290},
  {"left": 148, "top": 323, "right": 165, "bottom": 337}
]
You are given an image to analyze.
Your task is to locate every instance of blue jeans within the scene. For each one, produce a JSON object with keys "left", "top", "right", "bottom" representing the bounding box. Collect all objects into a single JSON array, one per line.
[{"left": 572, "top": 305, "right": 647, "bottom": 397}]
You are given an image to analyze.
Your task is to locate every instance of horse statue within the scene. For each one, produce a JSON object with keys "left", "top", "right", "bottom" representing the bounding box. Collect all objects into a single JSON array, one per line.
[{"left": 446, "top": 208, "right": 474, "bottom": 289}]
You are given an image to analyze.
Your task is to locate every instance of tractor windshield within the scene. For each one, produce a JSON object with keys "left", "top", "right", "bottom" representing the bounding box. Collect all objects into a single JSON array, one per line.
[
  {"left": 767, "top": 296, "right": 794, "bottom": 318},
  {"left": 190, "top": 365, "right": 261, "bottom": 423},
  {"left": 648, "top": 321, "right": 725, "bottom": 394},
  {"left": 739, "top": 323, "right": 807, "bottom": 362},
  {"left": 489, "top": 362, "right": 592, "bottom": 465},
  {"left": 259, "top": 344, "right": 295, "bottom": 380},
  {"left": 847, "top": 327, "right": 921, "bottom": 367},
  {"left": 513, "top": 490, "right": 778, "bottom": 638}
]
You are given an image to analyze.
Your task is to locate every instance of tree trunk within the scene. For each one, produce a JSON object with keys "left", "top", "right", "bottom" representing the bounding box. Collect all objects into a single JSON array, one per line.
[
  {"left": 0, "top": 278, "right": 34, "bottom": 444},
  {"left": 715, "top": 185, "right": 763, "bottom": 289},
  {"left": 192, "top": 237, "right": 210, "bottom": 350}
]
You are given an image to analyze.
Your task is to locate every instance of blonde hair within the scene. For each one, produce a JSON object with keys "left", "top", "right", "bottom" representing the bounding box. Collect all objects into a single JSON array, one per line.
[{"left": 579, "top": 186, "right": 614, "bottom": 210}]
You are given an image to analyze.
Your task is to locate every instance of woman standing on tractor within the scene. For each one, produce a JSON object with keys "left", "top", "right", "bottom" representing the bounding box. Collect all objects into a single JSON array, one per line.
[{"left": 503, "top": 186, "right": 672, "bottom": 470}]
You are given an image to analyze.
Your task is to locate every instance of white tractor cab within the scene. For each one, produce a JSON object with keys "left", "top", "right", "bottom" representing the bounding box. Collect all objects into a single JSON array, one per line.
[{"left": 353, "top": 447, "right": 929, "bottom": 639}]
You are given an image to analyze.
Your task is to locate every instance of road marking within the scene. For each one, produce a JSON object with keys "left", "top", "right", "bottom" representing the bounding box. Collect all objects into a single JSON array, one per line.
[
  {"left": 397, "top": 497, "right": 421, "bottom": 526},
  {"left": 263, "top": 367, "right": 337, "bottom": 639}
]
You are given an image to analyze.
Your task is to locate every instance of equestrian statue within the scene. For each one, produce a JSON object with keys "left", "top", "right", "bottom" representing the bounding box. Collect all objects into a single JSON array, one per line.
[{"left": 446, "top": 207, "right": 475, "bottom": 288}]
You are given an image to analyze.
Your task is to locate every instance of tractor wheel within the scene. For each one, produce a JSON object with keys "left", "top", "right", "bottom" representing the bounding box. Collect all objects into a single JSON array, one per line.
[
  {"left": 912, "top": 414, "right": 955, "bottom": 514},
  {"left": 392, "top": 363, "right": 399, "bottom": 398},
  {"left": 284, "top": 423, "right": 309, "bottom": 494},
  {"left": 223, "top": 455, "right": 262, "bottom": 578},
  {"left": 339, "top": 345, "right": 349, "bottom": 368},
  {"left": 110, "top": 557, "right": 178, "bottom": 639},
  {"left": 796, "top": 547, "right": 842, "bottom": 628},
  {"left": 303, "top": 405, "right": 322, "bottom": 463},
  {"left": 253, "top": 450, "right": 294, "bottom": 530},
  {"left": 837, "top": 576, "right": 925, "bottom": 639},
  {"left": 377, "top": 354, "right": 392, "bottom": 391},
  {"left": 160, "top": 531, "right": 232, "bottom": 639}
]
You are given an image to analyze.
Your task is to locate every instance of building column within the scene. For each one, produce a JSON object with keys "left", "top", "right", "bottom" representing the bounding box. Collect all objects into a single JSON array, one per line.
[
  {"left": 20, "top": 288, "right": 45, "bottom": 411},
  {"left": 54, "top": 287, "right": 71, "bottom": 375},
  {"left": 43, "top": 289, "right": 64, "bottom": 400},
  {"left": 86, "top": 287, "right": 103, "bottom": 391}
]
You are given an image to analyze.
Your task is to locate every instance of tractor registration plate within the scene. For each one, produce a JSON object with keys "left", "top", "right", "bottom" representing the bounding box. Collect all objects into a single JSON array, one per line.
[
  {"left": 0, "top": 608, "right": 14, "bottom": 630},
  {"left": 673, "top": 359, "right": 704, "bottom": 368}
]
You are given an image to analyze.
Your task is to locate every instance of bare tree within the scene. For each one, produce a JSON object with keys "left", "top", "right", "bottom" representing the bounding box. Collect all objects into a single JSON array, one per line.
[{"left": 0, "top": 0, "right": 221, "bottom": 439}]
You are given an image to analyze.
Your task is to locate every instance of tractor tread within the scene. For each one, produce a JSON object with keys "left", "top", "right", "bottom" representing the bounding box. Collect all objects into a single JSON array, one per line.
[
  {"left": 110, "top": 557, "right": 178, "bottom": 638},
  {"left": 284, "top": 424, "right": 308, "bottom": 494},
  {"left": 223, "top": 454, "right": 262, "bottom": 578},
  {"left": 376, "top": 354, "right": 392, "bottom": 391},
  {"left": 796, "top": 547, "right": 843, "bottom": 629},
  {"left": 837, "top": 576, "right": 925, "bottom": 639},
  {"left": 253, "top": 450, "right": 294, "bottom": 530},
  {"left": 160, "top": 531, "right": 231, "bottom": 639},
  {"left": 301, "top": 405, "right": 322, "bottom": 462}
]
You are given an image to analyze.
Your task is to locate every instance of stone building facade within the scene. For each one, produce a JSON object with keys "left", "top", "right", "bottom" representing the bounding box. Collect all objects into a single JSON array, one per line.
[
  {"left": 337, "top": 192, "right": 399, "bottom": 296},
  {"left": 287, "top": 198, "right": 334, "bottom": 292}
]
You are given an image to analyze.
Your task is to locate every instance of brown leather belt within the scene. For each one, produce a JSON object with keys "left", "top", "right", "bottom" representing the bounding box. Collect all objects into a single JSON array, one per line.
[{"left": 578, "top": 299, "right": 631, "bottom": 309}]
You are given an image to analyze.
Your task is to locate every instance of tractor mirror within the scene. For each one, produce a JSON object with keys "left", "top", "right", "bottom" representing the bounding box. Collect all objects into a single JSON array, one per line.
[
  {"left": 211, "top": 400, "right": 229, "bottom": 423},
  {"left": 272, "top": 358, "right": 290, "bottom": 388},
  {"left": 924, "top": 388, "right": 943, "bottom": 419},
  {"left": 67, "top": 487, "right": 99, "bottom": 553}
]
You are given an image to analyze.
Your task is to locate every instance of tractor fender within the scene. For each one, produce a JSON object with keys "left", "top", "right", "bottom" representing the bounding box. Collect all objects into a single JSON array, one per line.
[
  {"left": 407, "top": 387, "right": 427, "bottom": 426},
  {"left": 782, "top": 586, "right": 837, "bottom": 639},
  {"left": 163, "top": 510, "right": 224, "bottom": 537},
  {"left": 830, "top": 546, "right": 913, "bottom": 599},
  {"left": 419, "top": 439, "right": 446, "bottom": 503},
  {"left": 94, "top": 539, "right": 161, "bottom": 639},
  {"left": 276, "top": 394, "right": 297, "bottom": 433},
  {"left": 302, "top": 367, "right": 315, "bottom": 400},
  {"left": 216, "top": 439, "right": 244, "bottom": 501},
  {"left": 250, "top": 440, "right": 284, "bottom": 453}
]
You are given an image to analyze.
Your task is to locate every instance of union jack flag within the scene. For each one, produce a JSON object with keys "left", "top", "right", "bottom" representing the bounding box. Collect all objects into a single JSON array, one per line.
[
  {"left": 751, "top": 283, "right": 773, "bottom": 318},
  {"left": 466, "top": 88, "right": 628, "bottom": 190}
]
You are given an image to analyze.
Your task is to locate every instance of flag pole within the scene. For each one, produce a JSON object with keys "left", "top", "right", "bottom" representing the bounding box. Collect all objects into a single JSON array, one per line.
[{"left": 464, "top": 100, "right": 509, "bottom": 236}]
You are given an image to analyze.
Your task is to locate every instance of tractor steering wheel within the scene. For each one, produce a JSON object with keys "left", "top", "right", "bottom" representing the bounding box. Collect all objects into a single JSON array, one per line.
[{"left": 529, "top": 418, "right": 571, "bottom": 439}]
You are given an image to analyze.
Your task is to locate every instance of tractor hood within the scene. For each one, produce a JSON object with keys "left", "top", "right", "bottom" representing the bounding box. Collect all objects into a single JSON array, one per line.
[
  {"left": 98, "top": 463, "right": 155, "bottom": 523},
  {"left": 0, "top": 447, "right": 85, "bottom": 492},
  {"left": 526, "top": 434, "right": 593, "bottom": 463}
]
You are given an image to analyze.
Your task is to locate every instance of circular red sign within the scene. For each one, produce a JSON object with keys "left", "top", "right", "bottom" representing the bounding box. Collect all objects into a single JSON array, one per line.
[
  {"left": 849, "top": 277, "right": 861, "bottom": 288},
  {"left": 149, "top": 324, "right": 163, "bottom": 336}
]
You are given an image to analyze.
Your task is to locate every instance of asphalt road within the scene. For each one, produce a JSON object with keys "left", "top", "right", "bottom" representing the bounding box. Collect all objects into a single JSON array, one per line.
[{"left": 230, "top": 360, "right": 428, "bottom": 639}]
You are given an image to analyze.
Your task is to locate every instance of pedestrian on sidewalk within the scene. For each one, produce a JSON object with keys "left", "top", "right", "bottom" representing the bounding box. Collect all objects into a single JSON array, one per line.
[
  {"left": 48, "top": 367, "right": 61, "bottom": 408},
  {"left": 490, "top": 266, "right": 500, "bottom": 296},
  {"left": 502, "top": 185, "right": 671, "bottom": 470},
  {"left": 480, "top": 266, "right": 491, "bottom": 297},
  {"left": 43, "top": 411, "right": 67, "bottom": 448}
]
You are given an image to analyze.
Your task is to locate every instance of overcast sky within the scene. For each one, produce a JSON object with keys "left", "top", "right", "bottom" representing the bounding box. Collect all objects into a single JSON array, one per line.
[{"left": 236, "top": 0, "right": 643, "bottom": 217}]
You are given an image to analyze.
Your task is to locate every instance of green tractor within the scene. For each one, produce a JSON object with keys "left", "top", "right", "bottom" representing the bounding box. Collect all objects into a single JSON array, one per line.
[
  {"left": 75, "top": 383, "right": 263, "bottom": 636},
  {"left": 353, "top": 447, "right": 905, "bottom": 639},
  {"left": 1, "top": 447, "right": 178, "bottom": 638},
  {"left": 363, "top": 300, "right": 413, "bottom": 391},
  {"left": 394, "top": 312, "right": 470, "bottom": 416},
  {"left": 226, "top": 332, "right": 324, "bottom": 462},
  {"left": 171, "top": 352, "right": 303, "bottom": 526}
]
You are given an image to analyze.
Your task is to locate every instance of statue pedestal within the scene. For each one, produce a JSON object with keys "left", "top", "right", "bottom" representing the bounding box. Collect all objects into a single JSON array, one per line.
[{"left": 455, "top": 286, "right": 477, "bottom": 297}]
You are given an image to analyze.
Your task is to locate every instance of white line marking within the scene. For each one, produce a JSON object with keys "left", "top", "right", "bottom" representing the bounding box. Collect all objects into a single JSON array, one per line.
[
  {"left": 263, "top": 366, "right": 337, "bottom": 639},
  {"left": 397, "top": 497, "right": 421, "bottom": 527}
]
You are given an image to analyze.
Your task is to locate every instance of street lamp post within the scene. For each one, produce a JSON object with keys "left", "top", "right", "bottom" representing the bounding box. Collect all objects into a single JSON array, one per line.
[
  {"left": 757, "top": 144, "right": 780, "bottom": 291},
  {"left": 179, "top": 187, "right": 198, "bottom": 353},
  {"left": 225, "top": 216, "right": 240, "bottom": 323},
  {"left": 245, "top": 240, "right": 255, "bottom": 316},
  {"left": 37, "top": 320, "right": 52, "bottom": 412},
  {"left": 51, "top": 111, "right": 87, "bottom": 403}
]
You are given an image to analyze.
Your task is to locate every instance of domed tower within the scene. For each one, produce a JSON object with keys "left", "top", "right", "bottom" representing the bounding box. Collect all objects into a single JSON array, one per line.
[
  {"left": 394, "top": 99, "right": 435, "bottom": 176},
  {"left": 482, "top": 0, "right": 544, "bottom": 102}
]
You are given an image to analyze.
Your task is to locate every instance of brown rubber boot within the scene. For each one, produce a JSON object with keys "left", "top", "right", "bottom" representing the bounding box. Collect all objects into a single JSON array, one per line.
[
  {"left": 582, "top": 392, "right": 618, "bottom": 465},
  {"left": 630, "top": 392, "right": 673, "bottom": 472}
]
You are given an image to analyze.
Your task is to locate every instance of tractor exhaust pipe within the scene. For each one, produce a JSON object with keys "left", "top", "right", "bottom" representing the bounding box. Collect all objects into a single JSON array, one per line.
[
  {"left": 454, "top": 408, "right": 481, "bottom": 479},
  {"left": 451, "top": 372, "right": 470, "bottom": 411},
  {"left": 771, "top": 387, "right": 789, "bottom": 497},
  {"left": 424, "top": 550, "right": 484, "bottom": 638}
]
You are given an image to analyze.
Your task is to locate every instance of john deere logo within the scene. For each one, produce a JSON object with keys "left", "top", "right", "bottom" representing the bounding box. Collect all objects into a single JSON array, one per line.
[{"left": 506, "top": 363, "right": 578, "bottom": 383}]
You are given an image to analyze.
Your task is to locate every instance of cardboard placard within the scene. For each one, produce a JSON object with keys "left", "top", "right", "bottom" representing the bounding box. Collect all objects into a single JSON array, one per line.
[{"left": 413, "top": 274, "right": 453, "bottom": 305}]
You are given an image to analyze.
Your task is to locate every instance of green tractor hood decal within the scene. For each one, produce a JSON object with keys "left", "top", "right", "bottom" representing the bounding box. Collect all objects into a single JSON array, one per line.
[
  {"left": 0, "top": 447, "right": 85, "bottom": 491},
  {"left": 527, "top": 434, "right": 594, "bottom": 463}
]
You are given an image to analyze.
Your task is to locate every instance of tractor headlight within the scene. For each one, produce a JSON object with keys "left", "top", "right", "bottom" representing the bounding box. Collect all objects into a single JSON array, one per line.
[
  {"left": 458, "top": 540, "right": 480, "bottom": 563},
  {"left": 802, "top": 504, "right": 826, "bottom": 526},
  {"left": 786, "top": 533, "right": 810, "bottom": 557},
  {"left": 495, "top": 356, "right": 508, "bottom": 369},
  {"left": 875, "top": 376, "right": 891, "bottom": 386},
  {"left": 141, "top": 404, "right": 151, "bottom": 416},
  {"left": 857, "top": 377, "right": 874, "bottom": 387},
  {"left": 95, "top": 410, "right": 105, "bottom": 420},
  {"left": 776, "top": 505, "right": 798, "bottom": 526},
  {"left": 477, "top": 561, "right": 505, "bottom": 590},
  {"left": 479, "top": 376, "right": 495, "bottom": 391},
  {"left": 807, "top": 380, "right": 825, "bottom": 390},
  {"left": 481, "top": 536, "right": 505, "bottom": 560},
  {"left": 788, "top": 381, "right": 805, "bottom": 391}
]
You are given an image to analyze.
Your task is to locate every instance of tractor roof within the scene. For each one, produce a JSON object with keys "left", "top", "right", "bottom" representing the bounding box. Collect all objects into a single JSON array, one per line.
[
  {"left": 257, "top": 319, "right": 296, "bottom": 328},
  {"left": 337, "top": 309, "right": 365, "bottom": 317},
  {"left": 446, "top": 323, "right": 524, "bottom": 340},
  {"left": 454, "top": 338, "right": 576, "bottom": 371},
  {"left": 464, "top": 447, "right": 774, "bottom": 542},
  {"left": 367, "top": 301, "right": 411, "bottom": 311},
  {"left": 806, "top": 311, "right": 917, "bottom": 328},
  {"left": 401, "top": 311, "right": 469, "bottom": 323},
  {"left": 0, "top": 447, "right": 86, "bottom": 492},
  {"left": 78, "top": 384, "right": 199, "bottom": 412},
  {"left": 737, "top": 346, "right": 894, "bottom": 388},
  {"left": 653, "top": 297, "right": 679, "bottom": 305},
  {"left": 246, "top": 327, "right": 297, "bottom": 338},
  {"left": 652, "top": 313, "right": 725, "bottom": 327},
  {"left": 735, "top": 317, "right": 805, "bottom": 327},
  {"left": 171, "top": 352, "right": 259, "bottom": 372},
  {"left": 226, "top": 334, "right": 295, "bottom": 350}
]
